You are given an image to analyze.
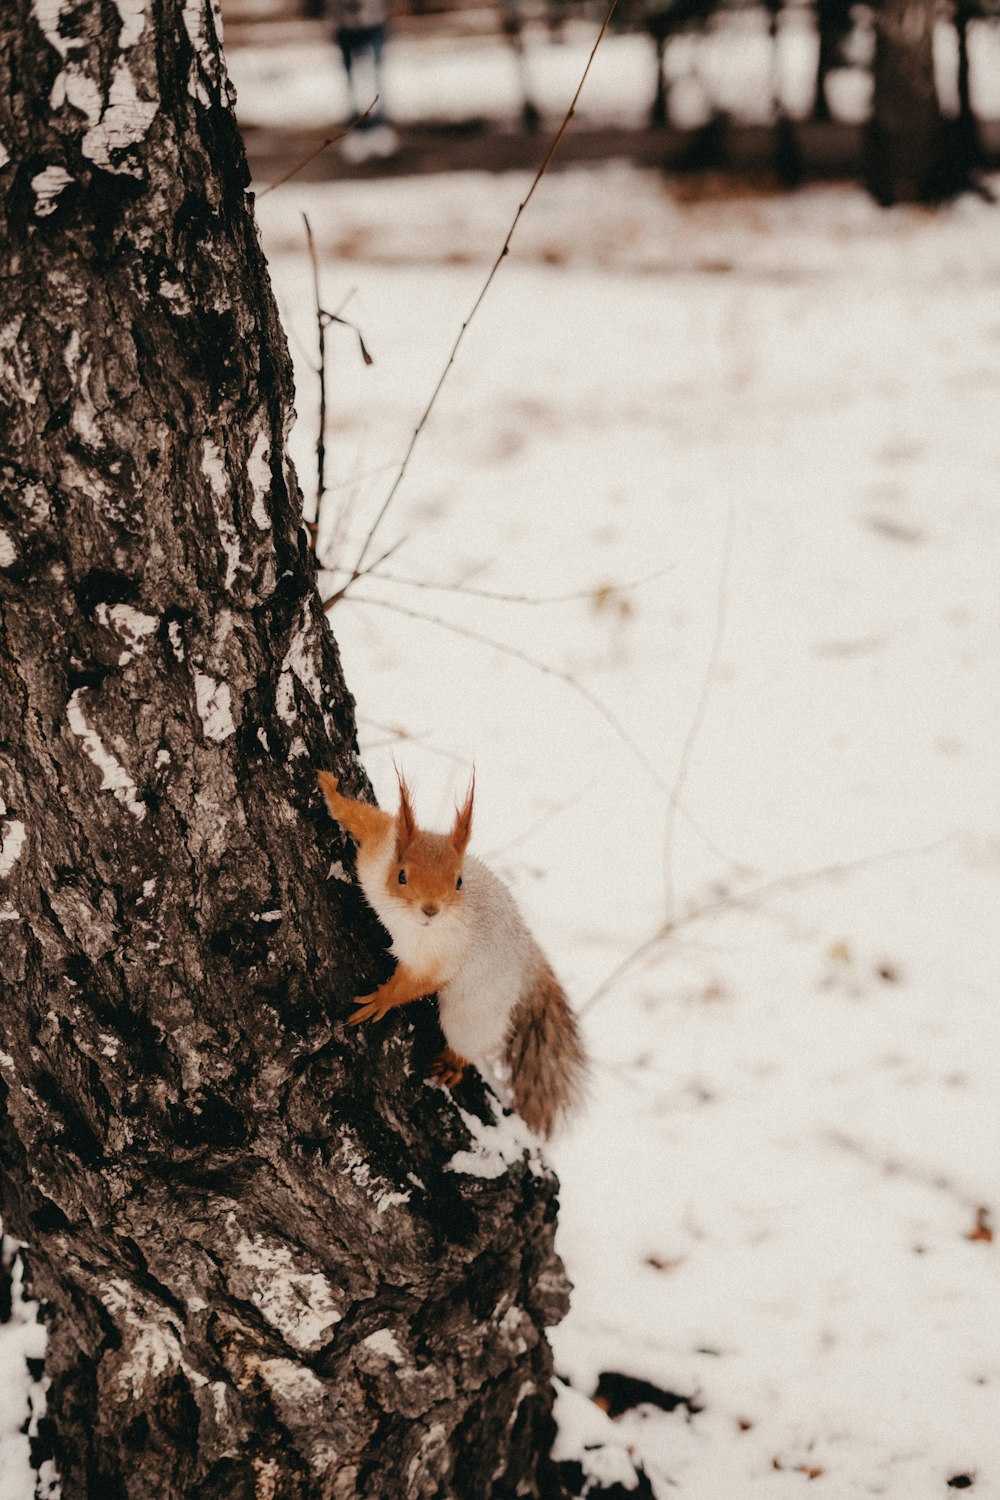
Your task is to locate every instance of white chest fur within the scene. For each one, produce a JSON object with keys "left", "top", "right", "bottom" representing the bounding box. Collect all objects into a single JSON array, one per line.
[
  {"left": 353, "top": 843, "right": 541, "bottom": 1070},
  {"left": 355, "top": 836, "right": 468, "bottom": 982}
]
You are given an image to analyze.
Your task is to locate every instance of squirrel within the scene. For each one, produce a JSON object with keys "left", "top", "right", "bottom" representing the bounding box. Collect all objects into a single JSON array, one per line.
[{"left": 317, "top": 769, "right": 587, "bottom": 1139}]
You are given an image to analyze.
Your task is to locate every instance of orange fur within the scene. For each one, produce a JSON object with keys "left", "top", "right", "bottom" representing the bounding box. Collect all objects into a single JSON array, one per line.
[{"left": 317, "top": 773, "right": 393, "bottom": 846}]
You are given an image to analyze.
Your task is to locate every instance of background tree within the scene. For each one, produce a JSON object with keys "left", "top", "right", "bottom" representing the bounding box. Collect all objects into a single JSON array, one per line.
[
  {"left": 864, "top": 0, "right": 949, "bottom": 202},
  {"left": 0, "top": 3, "right": 569, "bottom": 1496}
]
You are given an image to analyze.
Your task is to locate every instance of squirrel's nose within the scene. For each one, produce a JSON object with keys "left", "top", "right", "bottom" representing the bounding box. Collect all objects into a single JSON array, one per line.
[{"left": 421, "top": 903, "right": 439, "bottom": 919}]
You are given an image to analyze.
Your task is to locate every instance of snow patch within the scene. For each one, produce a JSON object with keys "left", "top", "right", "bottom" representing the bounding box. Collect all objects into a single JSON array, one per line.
[
  {"left": 362, "top": 1328, "right": 405, "bottom": 1364},
  {"left": 202, "top": 439, "right": 242, "bottom": 588},
  {"left": 232, "top": 1230, "right": 342, "bottom": 1351},
  {"left": 247, "top": 429, "right": 272, "bottom": 528},
  {"left": 551, "top": 1380, "right": 641, "bottom": 1491},
  {"left": 95, "top": 602, "right": 158, "bottom": 665},
  {"left": 62, "top": 329, "right": 103, "bottom": 448},
  {"left": 194, "top": 673, "right": 235, "bottom": 742},
  {"left": 158, "top": 278, "right": 192, "bottom": 312},
  {"left": 445, "top": 1105, "right": 536, "bottom": 1180},
  {"left": 276, "top": 610, "right": 324, "bottom": 723},
  {"left": 0, "top": 820, "right": 26, "bottom": 879},
  {"left": 66, "top": 689, "right": 145, "bottom": 820},
  {"left": 201, "top": 437, "right": 227, "bottom": 499},
  {"left": 30, "top": 165, "right": 72, "bottom": 216},
  {"left": 376, "top": 1187, "right": 411, "bottom": 1215},
  {"left": 0, "top": 317, "right": 40, "bottom": 405},
  {"left": 167, "top": 620, "right": 184, "bottom": 662}
]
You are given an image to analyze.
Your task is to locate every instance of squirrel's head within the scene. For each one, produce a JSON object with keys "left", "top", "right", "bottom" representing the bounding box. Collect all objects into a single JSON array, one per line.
[{"left": 386, "top": 771, "right": 474, "bottom": 926}]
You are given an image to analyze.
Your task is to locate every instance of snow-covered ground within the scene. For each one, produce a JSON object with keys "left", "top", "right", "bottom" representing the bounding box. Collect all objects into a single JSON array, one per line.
[
  {"left": 261, "top": 157, "right": 1000, "bottom": 1496},
  {"left": 4, "top": 23, "right": 999, "bottom": 1500}
]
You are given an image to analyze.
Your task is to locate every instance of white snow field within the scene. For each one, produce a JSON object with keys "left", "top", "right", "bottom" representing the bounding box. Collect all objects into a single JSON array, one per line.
[{"left": 3, "top": 22, "right": 999, "bottom": 1500}]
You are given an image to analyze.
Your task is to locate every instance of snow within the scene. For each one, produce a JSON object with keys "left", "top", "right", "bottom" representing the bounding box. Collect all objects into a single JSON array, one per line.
[
  {"left": 445, "top": 1104, "right": 538, "bottom": 1179},
  {"left": 66, "top": 688, "right": 146, "bottom": 821},
  {"left": 252, "top": 149, "right": 999, "bottom": 1497},
  {"left": 0, "top": 1263, "right": 46, "bottom": 1498},
  {"left": 231, "top": 1226, "right": 343, "bottom": 1352},
  {"left": 30, "top": 166, "right": 73, "bottom": 217},
  {"left": 363, "top": 1328, "right": 406, "bottom": 1363},
  {"left": 247, "top": 428, "right": 272, "bottom": 528},
  {"left": 2, "top": 17, "right": 998, "bottom": 1497},
  {"left": 194, "top": 672, "right": 236, "bottom": 742},
  {"left": 276, "top": 608, "right": 325, "bottom": 723},
  {"left": 551, "top": 1379, "right": 642, "bottom": 1490},
  {"left": 95, "top": 602, "right": 158, "bottom": 665},
  {"left": 0, "top": 820, "right": 25, "bottom": 879}
]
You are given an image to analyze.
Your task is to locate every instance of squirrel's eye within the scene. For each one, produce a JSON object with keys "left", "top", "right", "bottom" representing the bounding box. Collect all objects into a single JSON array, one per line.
[
  {"left": 398, "top": 869, "right": 407, "bottom": 885},
  {"left": 455, "top": 875, "right": 463, "bottom": 890}
]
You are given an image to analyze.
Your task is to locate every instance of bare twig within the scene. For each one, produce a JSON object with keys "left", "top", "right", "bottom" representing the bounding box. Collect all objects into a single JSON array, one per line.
[
  {"left": 579, "top": 834, "right": 953, "bottom": 1018},
  {"left": 255, "top": 97, "right": 379, "bottom": 198},
  {"left": 485, "top": 775, "right": 601, "bottom": 861},
  {"left": 343, "top": 590, "right": 665, "bottom": 788},
  {"left": 341, "top": 0, "right": 620, "bottom": 582},
  {"left": 303, "top": 215, "right": 327, "bottom": 536},
  {"left": 320, "top": 537, "right": 408, "bottom": 611},
  {"left": 356, "top": 715, "right": 474, "bottom": 767},
  {"left": 663, "top": 499, "right": 735, "bottom": 923},
  {"left": 325, "top": 564, "right": 668, "bottom": 607}
]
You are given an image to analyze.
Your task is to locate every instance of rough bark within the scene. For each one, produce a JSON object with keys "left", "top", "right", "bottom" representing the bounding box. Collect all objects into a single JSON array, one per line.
[
  {"left": 864, "top": 0, "right": 947, "bottom": 203},
  {"left": 0, "top": 4, "right": 569, "bottom": 1497}
]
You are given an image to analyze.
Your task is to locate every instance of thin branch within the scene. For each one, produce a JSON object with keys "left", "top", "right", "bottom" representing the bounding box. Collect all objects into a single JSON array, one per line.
[
  {"left": 343, "top": 590, "right": 666, "bottom": 790},
  {"left": 663, "top": 499, "right": 735, "bottom": 923},
  {"left": 346, "top": 0, "right": 620, "bottom": 579},
  {"left": 485, "top": 775, "right": 602, "bottom": 861},
  {"left": 320, "top": 537, "right": 408, "bottom": 610},
  {"left": 579, "top": 834, "right": 953, "bottom": 1018},
  {"left": 324, "top": 564, "right": 668, "bottom": 607},
  {"left": 255, "top": 98, "right": 379, "bottom": 198},
  {"left": 303, "top": 215, "right": 327, "bottom": 539},
  {"left": 355, "top": 716, "right": 474, "bottom": 767}
]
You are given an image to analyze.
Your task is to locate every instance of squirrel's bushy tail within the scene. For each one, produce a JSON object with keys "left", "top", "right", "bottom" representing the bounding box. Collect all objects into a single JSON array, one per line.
[{"left": 505, "top": 961, "right": 588, "bottom": 1139}]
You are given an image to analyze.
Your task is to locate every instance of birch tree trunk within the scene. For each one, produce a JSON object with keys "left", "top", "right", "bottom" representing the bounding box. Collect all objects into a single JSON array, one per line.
[
  {"left": 0, "top": 4, "right": 569, "bottom": 1496},
  {"left": 864, "top": 0, "right": 946, "bottom": 203}
]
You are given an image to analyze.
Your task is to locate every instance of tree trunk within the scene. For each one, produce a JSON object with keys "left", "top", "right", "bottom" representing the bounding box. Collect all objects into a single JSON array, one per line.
[
  {"left": 864, "top": 0, "right": 947, "bottom": 203},
  {"left": 0, "top": 4, "right": 569, "bottom": 1497}
]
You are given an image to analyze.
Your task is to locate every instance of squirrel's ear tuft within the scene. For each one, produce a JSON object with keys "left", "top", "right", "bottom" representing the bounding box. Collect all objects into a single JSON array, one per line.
[
  {"left": 395, "top": 766, "right": 418, "bottom": 850},
  {"left": 452, "top": 769, "right": 475, "bottom": 854}
]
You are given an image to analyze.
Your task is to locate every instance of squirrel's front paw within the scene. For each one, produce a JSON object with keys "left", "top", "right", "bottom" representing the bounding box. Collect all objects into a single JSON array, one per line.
[
  {"left": 348, "top": 994, "right": 392, "bottom": 1026},
  {"left": 427, "top": 1047, "right": 468, "bottom": 1089}
]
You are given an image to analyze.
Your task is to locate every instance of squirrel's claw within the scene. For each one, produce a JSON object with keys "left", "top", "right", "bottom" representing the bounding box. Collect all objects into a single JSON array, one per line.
[
  {"left": 428, "top": 1047, "right": 468, "bottom": 1089},
  {"left": 348, "top": 996, "right": 390, "bottom": 1026}
]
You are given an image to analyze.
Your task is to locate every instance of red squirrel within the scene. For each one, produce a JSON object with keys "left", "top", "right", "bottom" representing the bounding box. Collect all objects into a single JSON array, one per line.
[{"left": 318, "top": 770, "right": 587, "bottom": 1139}]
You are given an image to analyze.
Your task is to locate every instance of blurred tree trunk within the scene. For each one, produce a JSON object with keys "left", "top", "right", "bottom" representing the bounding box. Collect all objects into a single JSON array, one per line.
[
  {"left": 0, "top": 4, "right": 568, "bottom": 1497},
  {"left": 864, "top": 0, "right": 947, "bottom": 202}
]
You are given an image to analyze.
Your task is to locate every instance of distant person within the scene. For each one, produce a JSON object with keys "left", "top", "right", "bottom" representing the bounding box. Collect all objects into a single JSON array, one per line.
[{"left": 328, "top": 0, "right": 398, "bottom": 160}]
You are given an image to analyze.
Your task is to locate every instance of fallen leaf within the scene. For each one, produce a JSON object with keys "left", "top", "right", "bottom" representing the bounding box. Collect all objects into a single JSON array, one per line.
[{"left": 967, "top": 1208, "right": 993, "bottom": 1243}]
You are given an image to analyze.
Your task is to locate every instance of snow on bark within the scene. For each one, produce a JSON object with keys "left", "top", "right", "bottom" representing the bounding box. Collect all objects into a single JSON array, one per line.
[{"left": 66, "top": 689, "right": 146, "bottom": 820}]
